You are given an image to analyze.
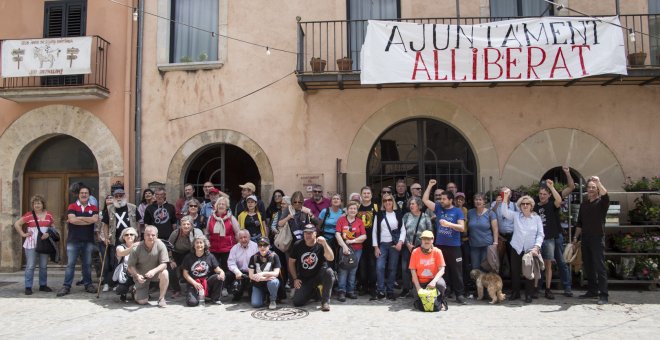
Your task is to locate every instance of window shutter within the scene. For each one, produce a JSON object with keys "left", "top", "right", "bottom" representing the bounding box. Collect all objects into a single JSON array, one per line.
[
  {"left": 43, "top": 0, "right": 86, "bottom": 38},
  {"left": 44, "top": 3, "right": 65, "bottom": 37}
]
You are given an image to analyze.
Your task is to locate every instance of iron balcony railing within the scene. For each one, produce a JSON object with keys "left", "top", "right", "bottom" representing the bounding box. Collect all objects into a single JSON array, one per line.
[
  {"left": 296, "top": 14, "right": 660, "bottom": 74},
  {"left": 0, "top": 35, "right": 110, "bottom": 90}
]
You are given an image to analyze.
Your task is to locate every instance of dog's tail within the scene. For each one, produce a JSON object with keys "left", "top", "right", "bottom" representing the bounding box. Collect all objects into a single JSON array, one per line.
[{"left": 498, "top": 292, "right": 506, "bottom": 301}]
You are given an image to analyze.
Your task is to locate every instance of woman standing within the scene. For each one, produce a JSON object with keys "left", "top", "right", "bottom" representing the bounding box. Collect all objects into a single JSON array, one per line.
[
  {"left": 136, "top": 189, "right": 155, "bottom": 239},
  {"left": 114, "top": 227, "right": 139, "bottom": 301},
  {"left": 400, "top": 196, "right": 434, "bottom": 298},
  {"left": 373, "top": 193, "right": 405, "bottom": 300},
  {"left": 14, "top": 195, "right": 56, "bottom": 295},
  {"left": 467, "top": 193, "right": 498, "bottom": 270},
  {"left": 318, "top": 193, "right": 344, "bottom": 269},
  {"left": 237, "top": 195, "right": 266, "bottom": 241},
  {"left": 206, "top": 196, "right": 240, "bottom": 272},
  {"left": 499, "top": 191, "right": 544, "bottom": 303},
  {"left": 278, "top": 191, "right": 318, "bottom": 242},
  {"left": 334, "top": 200, "right": 366, "bottom": 301},
  {"left": 185, "top": 198, "right": 206, "bottom": 231},
  {"left": 266, "top": 189, "right": 285, "bottom": 232}
]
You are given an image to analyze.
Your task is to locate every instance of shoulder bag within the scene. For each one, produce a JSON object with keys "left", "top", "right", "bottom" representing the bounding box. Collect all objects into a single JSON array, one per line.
[{"left": 33, "top": 211, "right": 57, "bottom": 254}]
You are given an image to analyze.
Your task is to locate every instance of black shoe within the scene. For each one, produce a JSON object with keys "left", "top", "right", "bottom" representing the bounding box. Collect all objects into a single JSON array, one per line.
[
  {"left": 85, "top": 285, "right": 97, "bottom": 293},
  {"left": 56, "top": 286, "right": 70, "bottom": 297},
  {"left": 346, "top": 292, "right": 358, "bottom": 299},
  {"left": 399, "top": 289, "right": 411, "bottom": 298},
  {"left": 597, "top": 297, "right": 608, "bottom": 305},
  {"left": 509, "top": 292, "right": 521, "bottom": 301},
  {"left": 524, "top": 296, "right": 533, "bottom": 303},
  {"left": 376, "top": 291, "right": 386, "bottom": 300},
  {"left": 563, "top": 290, "right": 574, "bottom": 297},
  {"left": 531, "top": 289, "right": 539, "bottom": 299},
  {"left": 578, "top": 292, "right": 599, "bottom": 299},
  {"left": 231, "top": 295, "right": 242, "bottom": 302},
  {"left": 545, "top": 289, "right": 555, "bottom": 300},
  {"left": 76, "top": 279, "right": 84, "bottom": 286},
  {"left": 445, "top": 289, "right": 454, "bottom": 299},
  {"left": 120, "top": 294, "right": 127, "bottom": 302},
  {"left": 387, "top": 293, "right": 396, "bottom": 301},
  {"left": 25, "top": 288, "right": 33, "bottom": 295},
  {"left": 337, "top": 292, "right": 346, "bottom": 302},
  {"left": 456, "top": 295, "right": 468, "bottom": 305},
  {"left": 39, "top": 286, "right": 53, "bottom": 292}
]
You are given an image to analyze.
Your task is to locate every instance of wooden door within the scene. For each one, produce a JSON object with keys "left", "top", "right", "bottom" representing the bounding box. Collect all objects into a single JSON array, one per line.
[{"left": 24, "top": 176, "right": 66, "bottom": 264}]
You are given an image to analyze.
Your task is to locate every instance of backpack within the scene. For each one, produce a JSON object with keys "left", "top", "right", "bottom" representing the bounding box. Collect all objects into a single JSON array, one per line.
[{"left": 414, "top": 288, "right": 445, "bottom": 312}]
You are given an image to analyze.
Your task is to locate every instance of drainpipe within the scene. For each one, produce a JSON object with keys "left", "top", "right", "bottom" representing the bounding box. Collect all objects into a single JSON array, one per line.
[
  {"left": 615, "top": 0, "right": 620, "bottom": 16},
  {"left": 134, "top": 0, "right": 144, "bottom": 202}
]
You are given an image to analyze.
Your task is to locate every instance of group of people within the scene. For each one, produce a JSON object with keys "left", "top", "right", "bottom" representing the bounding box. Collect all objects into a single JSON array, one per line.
[{"left": 15, "top": 168, "right": 612, "bottom": 311}]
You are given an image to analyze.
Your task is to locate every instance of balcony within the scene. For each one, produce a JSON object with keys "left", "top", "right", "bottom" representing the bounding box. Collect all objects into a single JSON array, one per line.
[
  {"left": 0, "top": 36, "right": 110, "bottom": 102},
  {"left": 296, "top": 15, "right": 660, "bottom": 90}
]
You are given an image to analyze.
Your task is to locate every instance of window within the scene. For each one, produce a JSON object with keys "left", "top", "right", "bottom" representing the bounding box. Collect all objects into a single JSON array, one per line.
[
  {"left": 42, "top": 0, "right": 86, "bottom": 86},
  {"left": 348, "top": 0, "right": 399, "bottom": 69},
  {"left": 490, "top": 0, "right": 552, "bottom": 18},
  {"left": 170, "top": 0, "right": 219, "bottom": 63}
]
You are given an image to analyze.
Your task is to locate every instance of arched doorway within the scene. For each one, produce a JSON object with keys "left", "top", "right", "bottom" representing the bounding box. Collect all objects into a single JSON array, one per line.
[
  {"left": 23, "top": 135, "right": 99, "bottom": 264},
  {"left": 367, "top": 118, "right": 477, "bottom": 197},
  {"left": 184, "top": 143, "right": 261, "bottom": 207}
]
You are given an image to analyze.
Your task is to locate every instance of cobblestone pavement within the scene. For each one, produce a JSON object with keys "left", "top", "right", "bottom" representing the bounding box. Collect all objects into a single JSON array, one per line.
[{"left": 1, "top": 269, "right": 659, "bottom": 339}]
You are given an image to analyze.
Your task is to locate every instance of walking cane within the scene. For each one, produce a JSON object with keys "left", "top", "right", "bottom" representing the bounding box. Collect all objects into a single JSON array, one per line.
[{"left": 97, "top": 241, "right": 110, "bottom": 299}]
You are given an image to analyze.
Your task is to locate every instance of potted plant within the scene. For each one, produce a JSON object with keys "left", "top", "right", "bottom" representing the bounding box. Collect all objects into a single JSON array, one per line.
[
  {"left": 627, "top": 52, "right": 647, "bottom": 66},
  {"left": 623, "top": 176, "right": 659, "bottom": 192},
  {"left": 310, "top": 57, "right": 327, "bottom": 73},
  {"left": 613, "top": 233, "right": 635, "bottom": 252},
  {"left": 628, "top": 194, "right": 660, "bottom": 224},
  {"left": 634, "top": 257, "right": 659, "bottom": 280},
  {"left": 336, "top": 57, "right": 352, "bottom": 71}
]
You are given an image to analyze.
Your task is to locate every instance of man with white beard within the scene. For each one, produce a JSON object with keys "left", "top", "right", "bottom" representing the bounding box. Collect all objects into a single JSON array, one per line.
[{"left": 101, "top": 188, "right": 137, "bottom": 292}]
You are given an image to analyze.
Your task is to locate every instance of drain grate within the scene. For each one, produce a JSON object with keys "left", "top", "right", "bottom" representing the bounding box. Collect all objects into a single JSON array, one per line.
[{"left": 251, "top": 307, "right": 309, "bottom": 321}]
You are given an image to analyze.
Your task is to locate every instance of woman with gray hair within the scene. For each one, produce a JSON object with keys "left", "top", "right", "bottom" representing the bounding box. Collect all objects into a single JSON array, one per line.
[
  {"left": 182, "top": 235, "right": 225, "bottom": 306},
  {"left": 168, "top": 215, "right": 204, "bottom": 297},
  {"left": 114, "top": 227, "right": 139, "bottom": 301},
  {"left": 467, "top": 193, "right": 498, "bottom": 270},
  {"left": 206, "top": 196, "right": 240, "bottom": 273},
  {"left": 499, "top": 191, "right": 544, "bottom": 303},
  {"left": 400, "top": 196, "right": 434, "bottom": 298}
]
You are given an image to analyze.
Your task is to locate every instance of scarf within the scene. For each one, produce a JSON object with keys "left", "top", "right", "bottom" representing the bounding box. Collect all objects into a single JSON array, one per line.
[{"left": 209, "top": 211, "right": 231, "bottom": 237}]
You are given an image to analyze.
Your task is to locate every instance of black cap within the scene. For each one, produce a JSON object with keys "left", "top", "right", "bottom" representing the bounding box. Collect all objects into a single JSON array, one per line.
[
  {"left": 303, "top": 224, "right": 317, "bottom": 233},
  {"left": 257, "top": 237, "right": 270, "bottom": 245}
]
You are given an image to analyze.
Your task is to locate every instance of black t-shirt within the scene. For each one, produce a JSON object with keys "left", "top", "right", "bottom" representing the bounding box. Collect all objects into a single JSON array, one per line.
[
  {"left": 143, "top": 203, "right": 177, "bottom": 239},
  {"left": 181, "top": 252, "right": 220, "bottom": 280},
  {"left": 248, "top": 251, "right": 281, "bottom": 287},
  {"left": 357, "top": 202, "right": 378, "bottom": 244},
  {"left": 534, "top": 196, "right": 561, "bottom": 240},
  {"left": 394, "top": 194, "right": 409, "bottom": 214},
  {"left": 244, "top": 214, "right": 262, "bottom": 237},
  {"left": 102, "top": 205, "right": 131, "bottom": 241},
  {"left": 290, "top": 239, "right": 327, "bottom": 280}
]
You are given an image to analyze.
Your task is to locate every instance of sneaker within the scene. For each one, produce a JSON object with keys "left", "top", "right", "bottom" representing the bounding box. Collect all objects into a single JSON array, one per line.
[
  {"left": 158, "top": 297, "right": 167, "bottom": 308},
  {"left": 39, "top": 286, "right": 53, "bottom": 292},
  {"left": 509, "top": 292, "right": 521, "bottom": 301},
  {"left": 387, "top": 292, "right": 396, "bottom": 301},
  {"left": 85, "top": 285, "right": 97, "bottom": 293},
  {"left": 120, "top": 294, "right": 127, "bottom": 302},
  {"left": 337, "top": 291, "right": 346, "bottom": 302},
  {"left": 346, "top": 292, "right": 358, "bottom": 299},
  {"left": 269, "top": 300, "right": 277, "bottom": 310},
  {"left": 221, "top": 288, "right": 228, "bottom": 297},
  {"left": 214, "top": 299, "right": 223, "bottom": 305},
  {"left": 544, "top": 289, "right": 555, "bottom": 300},
  {"left": 531, "top": 289, "right": 539, "bottom": 299},
  {"left": 597, "top": 297, "right": 608, "bottom": 305},
  {"left": 321, "top": 302, "right": 330, "bottom": 312},
  {"left": 578, "top": 292, "right": 599, "bottom": 299},
  {"left": 25, "top": 288, "right": 33, "bottom": 295},
  {"left": 524, "top": 296, "right": 533, "bottom": 303},
  {"left": 376, "top": 291, "right": 386, "bottom": 300},
  {"left": 399, "top": 289, "right": 411, "bottom": 298},
  {"left": 102, "top": 284, "right": 110, "bottom": 292},
  {"left": 75, "top": 279, "right": 84, "bottom": 286},
  {"left": 456, "top": 295, "right": 468, "bottom": 305},
  {"left": 563, "top": 290, "right": 574, "bottom": 297},
  {"left": 56, "top": 286, "right": 70, "bottom": 297}
]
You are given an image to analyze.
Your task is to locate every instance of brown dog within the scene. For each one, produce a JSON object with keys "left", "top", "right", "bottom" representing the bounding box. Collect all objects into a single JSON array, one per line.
[{"left": 470, "top": 269, "right": 506, "bottom": 304}]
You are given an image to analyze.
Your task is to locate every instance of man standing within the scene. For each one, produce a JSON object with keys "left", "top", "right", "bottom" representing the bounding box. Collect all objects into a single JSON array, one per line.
[
  {"left": 175, "top": 183, "right": 196, "bottom": 220},
  {"left": 201, "top": 187, "right": 226, "bottom": 218},
  {"left": 394, "top": 179, "right": 410, "bottom": 213},
  {"left": 235, "top": 182, "right": 266, "bottom": 216},
  {"left": 100, "top": 188, "right": 137, "bottom": 291},
  {"left": 446, "top": 182, "right": 458, "bottom": 195},
  {"left": 127, "top": 225, "right": 170, "bottom": 307},
  {"left": 143, "top": 188, "right": 177, "bottom": 240},
  {"left": 202, "top": 181, "right": 215, "bottom": 204},
  {"left": 422, "top": 179, "right": 467, "bottom": 305},
  {"left": 303, "top": 184, "right": 331, "bottom": 218},
  {"left": 57, "top": 185, "right": 99, "bottom": 297},
  {"left": 289, "top": 224, "right": 335, "bottom": 311},
  {"left": 356, "top": 186, "right": 378, "bottom": 299},
  {"left": 410, "top": 230, "right": 447, "bottom": 311},
  {"left": 574, "top": 176, "right": 610, "bottom": 305},
  {"left": 226, "top": 230, "right": 258, "bottom": 301},
  {"left": 491, "top": 186, "right": 517, "bottom": 281}
]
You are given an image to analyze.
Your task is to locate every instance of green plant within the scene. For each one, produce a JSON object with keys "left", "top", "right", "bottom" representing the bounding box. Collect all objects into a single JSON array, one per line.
[
  {"left": 628, "top": 194, "right": 660, "bottom": 223},
  {"left": 179, "top": 56, "right": 193, "bottom": 63},
  {"left": 514, "top": 181, "right": 567, "bottom": 198},
  {"left": 623, "top": 176, "right": 660, "bottom": 192},
  {"left": 634, "top": 257, "right": 659, "bottom": 280},
  {"left": 613, "top": 233, "right": 635, "bottom": 252},
  {"left": 198, "top": 52, "right": 208, "bottom": 62}
]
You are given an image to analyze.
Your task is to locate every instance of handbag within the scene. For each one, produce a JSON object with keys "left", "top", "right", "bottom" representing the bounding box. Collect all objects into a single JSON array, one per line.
[
  {"left": 274, "top": 212, "right": 293, "bottom": 252},
  {"left": 337, "top": 245, "right": 358, "bottom": 270},
  {"left": 33, "top": 211, "right": 57, "bottom": 255},
  {"left": 112, "top": 260, "right": 128, "bottom": 284}
]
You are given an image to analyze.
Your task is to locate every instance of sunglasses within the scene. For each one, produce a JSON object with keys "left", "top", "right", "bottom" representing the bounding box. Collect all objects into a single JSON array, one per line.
[
  {"left": 313, "top": 190, "right": 323, "bottom": 193},
  {"left": 188, "top": 205, "right": 198, "bottom": 208},
  {"left": 258, "top": 244, "right": 269, "bottom": 247},
  {"left": 383, "top": 198, "right": 393, "bottom": 202},
  {"left": 124, "top": 234, "right": 136, "bottom": 237},
  {"left": 520, "top": 202, "right": 532, "bottom": 206},
  {"left": 293, "top": 201, "right": 303, "bottom": 204},
  {"left": 411, "top": 187, "right": 422, "bottom": 190}
]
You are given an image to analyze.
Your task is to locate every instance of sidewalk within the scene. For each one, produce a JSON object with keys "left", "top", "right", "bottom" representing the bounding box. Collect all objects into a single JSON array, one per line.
[{"left": 1, "top": 269, "right": 659, "bottom": 339}]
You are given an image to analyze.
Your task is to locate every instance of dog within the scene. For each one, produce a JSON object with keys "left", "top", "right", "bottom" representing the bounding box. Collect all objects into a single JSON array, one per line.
[{"left": 470, "top": 269, "right": 506, "bottom": 304}]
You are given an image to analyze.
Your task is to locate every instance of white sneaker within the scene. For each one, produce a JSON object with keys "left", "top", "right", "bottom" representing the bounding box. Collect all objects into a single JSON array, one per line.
[
  {"left": 269, "top": 301, "right": 277, "bottom": 310},
  {"left": 222, "top": 288, "right": 228, "bottom": 297},
  {"left": 102, "top": 284, "right": 110, "bottom": 292}
]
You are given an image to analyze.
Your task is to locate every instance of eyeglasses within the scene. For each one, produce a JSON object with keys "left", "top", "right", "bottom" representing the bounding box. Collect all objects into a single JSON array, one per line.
[
  {"left": 188, "top": 205, "right": 198, "bottom": 208},
  {"left": 258, "top": 244, "right": 269, "bottom": 248},
  {"left": 203, "top": 185, "right": 213, "bottom": 188},
  {"left": 383, "top": 198, "right": 393, "bottom": 202},
  {"left": 411, "top": 187, "right": 422, "bottom": 190},
  {"left": 124, "top": 234, "right": 136, "bottom": 237},
  {"left": 520, "top": 202, "right": 532, "bottom": 206},
  {"left": 292, "top": 201, "right": 303, "bottom": 204},
  {"left": 382, "top": 191, "right": 392, "bottom": 194},
  {"left": 313, "top": 190, "right": 323, "bottom": 193}
]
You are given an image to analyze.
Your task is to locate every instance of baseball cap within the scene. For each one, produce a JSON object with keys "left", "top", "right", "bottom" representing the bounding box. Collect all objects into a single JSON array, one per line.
[
  {"left": 455, "top": 192, "right": 466, "bottom": 198},
  {"left": 246, "top": 195, "right": 258, "bottom": 202},
  {"left": 303, "top": 224, "right": 317, "bottom": 233},
  {"left": 420, "top": 230, "right": 434, "bottom": 239},
  {"left": 239, "top": 182, "right": 256, "bottom": 192},
  {"left": 209, "top": 188, "right": 220, "bottom": 194},
  {"left": 112, "top": 188, "right": 125, "bottom": 196},
  {"left": 257, "top": 237, "right": 270, "bottom": 245}
]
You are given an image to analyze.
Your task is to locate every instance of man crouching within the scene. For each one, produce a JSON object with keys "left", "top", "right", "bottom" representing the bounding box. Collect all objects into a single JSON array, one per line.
[
  {"left": 289, "top": 224, "right": 335, "bottom": 311},
  {"left": 410, "top": 230, "right": 447, "bottom": 311},
  {"left": 128, "top": 225, "right": 170, "bottom": 307}
]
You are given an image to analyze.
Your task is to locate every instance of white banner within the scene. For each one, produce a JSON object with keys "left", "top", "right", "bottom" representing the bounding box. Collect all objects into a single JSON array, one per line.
[
  {"left": 1, "top": 36, "right": 92, "bottom": 78},
  {"left": 361, "top": 17, "right": 627, "bottom": 84}
]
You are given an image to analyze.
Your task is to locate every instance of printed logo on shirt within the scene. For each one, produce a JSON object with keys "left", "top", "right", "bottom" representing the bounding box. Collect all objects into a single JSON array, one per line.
[
  {"left": 191, "top": 259, "right": 210, "bottom": 277},
  {"left": 300, "top": 251, "right": 318, "bottom": 270},
  {"left": 153, "top": 207, "right": 170, "bottom": 224}
]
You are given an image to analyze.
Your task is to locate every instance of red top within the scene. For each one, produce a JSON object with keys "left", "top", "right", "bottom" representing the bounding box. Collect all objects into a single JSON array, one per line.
[{"left": 335, "top": 215, "right": 366, "bottom": 251}]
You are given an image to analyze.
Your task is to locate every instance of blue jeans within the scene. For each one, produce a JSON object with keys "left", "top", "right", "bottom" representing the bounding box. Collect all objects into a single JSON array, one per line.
[
  {"left": 376, "top": 243, "right": 400, "bottom": 294},
  {"left": 554, "top": 233, "right": 572, "bottom": 291},
  {"left": 470, "top": 246, "right": 488, "bottom": 270},
  {"left": 251, "top": 279, "right": 280, "bottom": 307},
  {"left": 24, "top": 248, "right": 49, "bottom": 288},
  {"left": 337, "top": 249, "right": 362, "bottom": 293},
  {"left": 63, "top": 241, "right": 95, "bottom": 288}
]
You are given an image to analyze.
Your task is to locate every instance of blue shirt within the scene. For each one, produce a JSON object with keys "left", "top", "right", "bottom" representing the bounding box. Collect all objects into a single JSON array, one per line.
[
  {"left": 434, "top": 205, "right": 464, "bottom": 247},
  {"left": 491, "top": 201, "right": 517, "bottom": 235},
  {"left": 319, "top": 207, "right": 344, "bottom": 240},
  {"left": 467, "top": 209, "right": 497, "bottom": 247}
]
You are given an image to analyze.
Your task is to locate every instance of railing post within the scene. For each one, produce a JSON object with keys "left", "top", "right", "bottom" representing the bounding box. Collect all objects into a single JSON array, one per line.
[{"left": 296, "top": 16, "right": 304, "bottom": 72}]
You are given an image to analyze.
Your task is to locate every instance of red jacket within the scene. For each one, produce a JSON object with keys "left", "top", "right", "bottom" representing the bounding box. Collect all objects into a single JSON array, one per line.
[{"left": 207, "top": 212, "right": 238, "bottom": 253}]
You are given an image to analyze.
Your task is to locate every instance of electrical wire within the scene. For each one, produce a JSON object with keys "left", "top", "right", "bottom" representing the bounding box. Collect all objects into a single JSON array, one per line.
[
  {"left": 168, "top": 71, "right": 295, "bottom": 121},
  {"left": 106, "top": 0, "right": 297, "bottom": 54}
]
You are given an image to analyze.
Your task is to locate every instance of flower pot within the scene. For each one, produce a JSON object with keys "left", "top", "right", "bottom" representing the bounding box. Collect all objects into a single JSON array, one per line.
[
  {"left": 336, "top": 58, "right": 352, "bottom": 72},
  {"left": 627, "top": 52, "right": 647, "bottom": 66},
  {"left": 310, "top": 58, "right": 327, "bottom": 73}
]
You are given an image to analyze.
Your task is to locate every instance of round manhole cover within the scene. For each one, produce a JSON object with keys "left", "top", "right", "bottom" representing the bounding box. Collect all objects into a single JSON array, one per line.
[{"left": 251, "top": 307, "right": 309, "bottom": 321}]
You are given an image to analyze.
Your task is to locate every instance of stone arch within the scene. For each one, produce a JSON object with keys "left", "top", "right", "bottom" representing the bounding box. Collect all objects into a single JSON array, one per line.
[
  {"left": 0, "top": 105, "right": 123, "bottom": 270},
  {"left": 346, "top": 97, "right": 499, "bottom": 193},
  {"left": 165, "top": 129, "right": 274, "bottom": 202},
  {"left": 501, "top": 128, "right": 625, "bottom": 189}
]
